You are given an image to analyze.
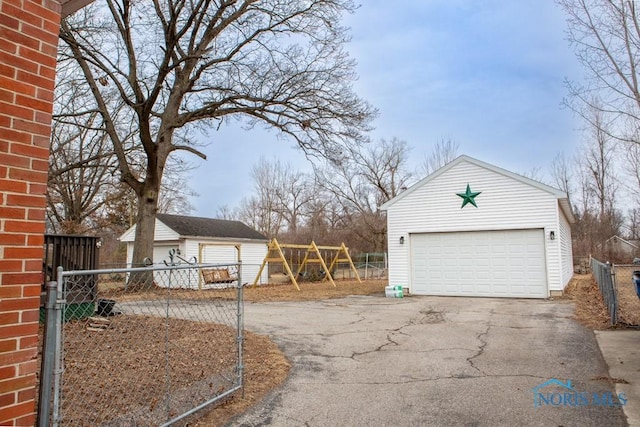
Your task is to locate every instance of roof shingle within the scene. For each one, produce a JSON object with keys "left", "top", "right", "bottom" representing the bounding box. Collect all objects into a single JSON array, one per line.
[{"left": 156, "top": 214, "right": 267, "bottom": 241}]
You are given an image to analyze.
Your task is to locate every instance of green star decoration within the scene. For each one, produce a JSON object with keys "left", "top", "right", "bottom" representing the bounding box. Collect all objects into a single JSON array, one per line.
[{"left": 456, "top": 184, "right": 481, "bottom": 208}]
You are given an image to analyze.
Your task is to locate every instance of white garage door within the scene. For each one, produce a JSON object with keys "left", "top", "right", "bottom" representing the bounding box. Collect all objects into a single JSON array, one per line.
[{"left": 410, "top": 229, "right": 547, "bottom": 298}]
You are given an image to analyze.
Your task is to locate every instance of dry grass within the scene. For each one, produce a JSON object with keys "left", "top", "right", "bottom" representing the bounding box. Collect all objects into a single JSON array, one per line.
[
  {"left": 187, "top": 330, "right": 291, "bottom": 427},
  {"left": 243, "top": 278, "right": 388, "bottom": 302},
  {"left": 103, "top": 279, "right": 388, "bottom": 304},
  {"left": 564, "top": 272, "right": 640, "bottom": 328},
  {"left": 564, "top": 274, "right": 613, "bottom": 330}
]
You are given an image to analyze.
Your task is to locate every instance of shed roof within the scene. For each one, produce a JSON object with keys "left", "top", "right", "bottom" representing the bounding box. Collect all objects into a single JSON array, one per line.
[{"left": 156, "top": 214, "right": 268, "bottom": 241}]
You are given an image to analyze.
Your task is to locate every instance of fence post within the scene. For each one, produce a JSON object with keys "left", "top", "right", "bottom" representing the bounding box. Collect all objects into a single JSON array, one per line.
[
  {"left": 52, "top": 266, "right": 65, "bottom": 427},
  {"left": 37, "top": 281, "right": 59, "bottom": 427},
  {"left": 609, "top": 263, "right": 618, "bottom": 325},
  {"left": 237, "top": 261, "right": 244, "bottom": 396}
]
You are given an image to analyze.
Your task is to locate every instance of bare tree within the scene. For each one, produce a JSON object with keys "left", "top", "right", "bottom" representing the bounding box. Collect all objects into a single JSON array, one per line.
[
  {"left": 421, "top": 138, "right": 459, "bottom": 176},
  {"left": 581, "top": 105, "right": 618, "bottom": 218},
  {"left": 550, "top": 152, "right": 575, "bottom": 208},
  {"left": 234, "top": 158, "right": 312, "bottom": 237},
  {"left": 314, "top": 137, "right": 412, "bottom": 251},
  {"left": 48, "top": 64, "right": 196, "bottom": 234},
  {"left": 623, "top": 141, "right": 640, "bottom": 202},
  {"left": 47, "top": 61, "right": 123, "bottom": 233},
  {"left": 215, "top": 205, "right": 238, "bottom": 221},
  {"left": 628, "top": 208, "right": 640, "bottom": 239},
  {"left": 239, "top": 159, "right": 285, "bottom": 237},
  {"left": 558, "top": 0, "right": 640, "bottom": 144},
  {"left": 59, "top": 0, "right": 375, "bottom": 269},
  {"left": 257, "top": 158, "right": 312, "bottom": 235}
]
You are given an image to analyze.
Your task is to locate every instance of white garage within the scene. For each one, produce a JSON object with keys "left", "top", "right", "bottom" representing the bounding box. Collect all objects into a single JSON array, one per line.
[{"left": 380, "top": 156, "right": 574, "bottom": 298}]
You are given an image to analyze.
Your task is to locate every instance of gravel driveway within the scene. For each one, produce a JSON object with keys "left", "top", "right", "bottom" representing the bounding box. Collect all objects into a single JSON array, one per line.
[{"left": 230, "top": 295, "right": 627, "bottom": 426}]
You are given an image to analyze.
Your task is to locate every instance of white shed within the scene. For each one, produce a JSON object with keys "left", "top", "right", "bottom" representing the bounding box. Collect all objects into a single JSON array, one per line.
[
  {"left": 380, "top": 155, "right": 574, "bottom": 298},
  {"left": 119, "top": 213, "right": 268, "bottom": 285}
]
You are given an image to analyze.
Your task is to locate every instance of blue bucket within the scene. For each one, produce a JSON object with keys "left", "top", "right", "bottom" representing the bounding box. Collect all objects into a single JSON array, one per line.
[{"left": 632, "top": 271, "right": 640, "bottom": 299}]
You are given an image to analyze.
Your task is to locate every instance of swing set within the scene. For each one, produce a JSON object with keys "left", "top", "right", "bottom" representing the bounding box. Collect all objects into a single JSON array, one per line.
[{"left": 252, "top": 239, "right": 362, "bottom": 290}]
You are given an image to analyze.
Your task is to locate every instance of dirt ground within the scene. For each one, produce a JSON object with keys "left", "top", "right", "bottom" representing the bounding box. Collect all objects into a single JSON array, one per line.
[
  {"left": 563, "top": 273, "right": 640, "bottom": 328},
  {"left": 563, "top": 274, "right": 613, "bottom": 330}
]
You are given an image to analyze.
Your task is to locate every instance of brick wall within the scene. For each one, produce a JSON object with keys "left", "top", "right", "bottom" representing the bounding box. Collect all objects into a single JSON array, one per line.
[{"left": 0, "top": 0, "right": 61, "bottom": 424}]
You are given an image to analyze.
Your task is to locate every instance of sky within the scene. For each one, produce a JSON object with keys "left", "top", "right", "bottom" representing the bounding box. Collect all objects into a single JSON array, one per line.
[{"left": 188, "top": 0, "right": 585, "bottom": 217}]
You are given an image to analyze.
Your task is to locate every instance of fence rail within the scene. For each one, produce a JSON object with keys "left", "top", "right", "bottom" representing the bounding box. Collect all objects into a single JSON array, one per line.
[
  {"left": 38, "top": 261, "right": 244, "bottom": 426},
  {"left": 590, "top": 258, "right": 617, "bottom": 325}
]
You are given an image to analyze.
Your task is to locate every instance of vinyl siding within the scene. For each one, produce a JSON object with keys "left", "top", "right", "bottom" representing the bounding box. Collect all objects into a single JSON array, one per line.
[
  {"left": 119, "top": 219, "right": 180, "bottom": 242},
  {"left": 386, "top": 160, "right": 563, "bottom": 294},
  {"left": 559, "top": 207, "right": 574, "bottom": 288},
  {"left": 185, "top": 238, "right": 268, "bottom": 284}
]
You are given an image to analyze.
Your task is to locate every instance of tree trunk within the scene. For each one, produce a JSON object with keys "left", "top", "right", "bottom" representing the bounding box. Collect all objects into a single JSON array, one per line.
[{"left": 128, "top": 183, "right": 159, "bottom": 289}]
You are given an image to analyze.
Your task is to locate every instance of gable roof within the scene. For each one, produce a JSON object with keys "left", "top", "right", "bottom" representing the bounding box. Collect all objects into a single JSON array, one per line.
[
  {"left": 156, "top": 214, "right": 268, "bottom": 241},
  {"left": 600, "top": 235, "right": 639, "bottom": 249},
  {"left": 119, "top": 214, "right": 268, "bottom": 242},
  {"left": 379, "top": 155, "right": 575, "bottom": 223}
]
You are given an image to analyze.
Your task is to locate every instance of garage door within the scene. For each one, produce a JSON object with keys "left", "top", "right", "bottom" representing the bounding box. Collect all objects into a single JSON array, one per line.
[
  {"left": 410, "top": 229, "right": 547, "bottom": 298},
  {"left": 199, "top": 244, "right": 239, "bottom": 264}
]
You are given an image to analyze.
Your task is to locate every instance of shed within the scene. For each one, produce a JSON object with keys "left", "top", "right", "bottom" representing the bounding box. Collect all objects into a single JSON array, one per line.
[
  {"left": 597, "top": 235, "right": 640, "bottom": 261},
  {"left": 119, "top": 214, "right": 269, "bottom": 285},
  {"left": 380, "top": 155, "right": 575, "bottom": 298}
]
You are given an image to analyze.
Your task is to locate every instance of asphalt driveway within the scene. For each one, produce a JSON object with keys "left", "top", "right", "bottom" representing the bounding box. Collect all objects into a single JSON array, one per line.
[{"left": 230, "top": 295, "right": 628, "bottom": 426}]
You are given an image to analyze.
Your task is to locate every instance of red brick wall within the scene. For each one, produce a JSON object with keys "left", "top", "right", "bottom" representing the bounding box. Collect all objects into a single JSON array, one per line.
[{"left": 0, "top": 0, "right": 61, "bottom": 424}]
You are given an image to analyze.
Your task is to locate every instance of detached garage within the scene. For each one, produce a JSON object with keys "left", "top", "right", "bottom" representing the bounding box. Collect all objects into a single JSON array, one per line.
[
  {"left": 119, "top": 213, "right": 269, "bottom": 284},
  {"left": 380, "top": 155, "right": 574, "bottom": 298}
]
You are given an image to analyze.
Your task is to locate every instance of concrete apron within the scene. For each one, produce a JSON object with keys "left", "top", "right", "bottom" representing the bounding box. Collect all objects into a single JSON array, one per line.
[
  {"left": 231, "top": 295, "right": 628, "bottom": 427},
  {"left": 596, "top": 330, "right": 640, "bottom": 427}
]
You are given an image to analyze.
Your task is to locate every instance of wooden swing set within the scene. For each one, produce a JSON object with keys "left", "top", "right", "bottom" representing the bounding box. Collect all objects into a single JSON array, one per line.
[{"left": 252, "top": 239, "right": 361, "bottom": 290}]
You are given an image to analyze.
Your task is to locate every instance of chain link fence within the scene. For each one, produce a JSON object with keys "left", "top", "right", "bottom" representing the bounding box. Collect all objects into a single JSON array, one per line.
[
  {"left": 590, "top": 258, "right": 617, "bottom": 325},
  {"left": 38, "top": 261, "right": 244, "bottom": 426},
  {"left": 591, "top": 258, "right": 640, "bottom": 327},
  {"left": 611, "top": 264, "right": 640, "bottom": 327}
]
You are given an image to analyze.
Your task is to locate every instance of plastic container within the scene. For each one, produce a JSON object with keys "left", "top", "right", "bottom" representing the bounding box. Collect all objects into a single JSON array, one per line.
[{"left": 385, "top": 286, "right": 403, "bottom": 298}]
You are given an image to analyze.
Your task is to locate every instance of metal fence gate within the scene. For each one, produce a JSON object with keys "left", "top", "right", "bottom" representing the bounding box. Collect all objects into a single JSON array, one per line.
[{"left": 38, "top": 259, "right": 244, "bottom": 426}]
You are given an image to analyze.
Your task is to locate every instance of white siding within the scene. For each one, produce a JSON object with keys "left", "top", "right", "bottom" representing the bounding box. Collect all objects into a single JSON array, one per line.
[
  {"left": 153, "top": 243, "right": 182, "bottom": 264},
  {"left": 386, "top": 160, "right": 563, "bottom": 295},
  {"left": 239, "top": 242, "right": 269, "bottom": 285},
  {"left": 125, "top": 241, "right": 182, "bottom": 266},
  {"left": 559, "top": 207, "right": 574, "bottom": 288},
  {"left": 119, "top": 219, "right": 180, "bottom": 242},
  {"left": 189, "top": 239, "right": 268, "bottom": 285}
]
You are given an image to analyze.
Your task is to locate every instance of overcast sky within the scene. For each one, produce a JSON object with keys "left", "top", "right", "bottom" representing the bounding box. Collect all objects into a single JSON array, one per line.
[{"left": 188, "top": 0, "right": 584, "bottom": 217}]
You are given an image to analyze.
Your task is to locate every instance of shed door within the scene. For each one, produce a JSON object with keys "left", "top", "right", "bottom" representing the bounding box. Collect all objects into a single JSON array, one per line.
[{"left": 410, "top": 229, "right": 547, "bottom": 298}]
